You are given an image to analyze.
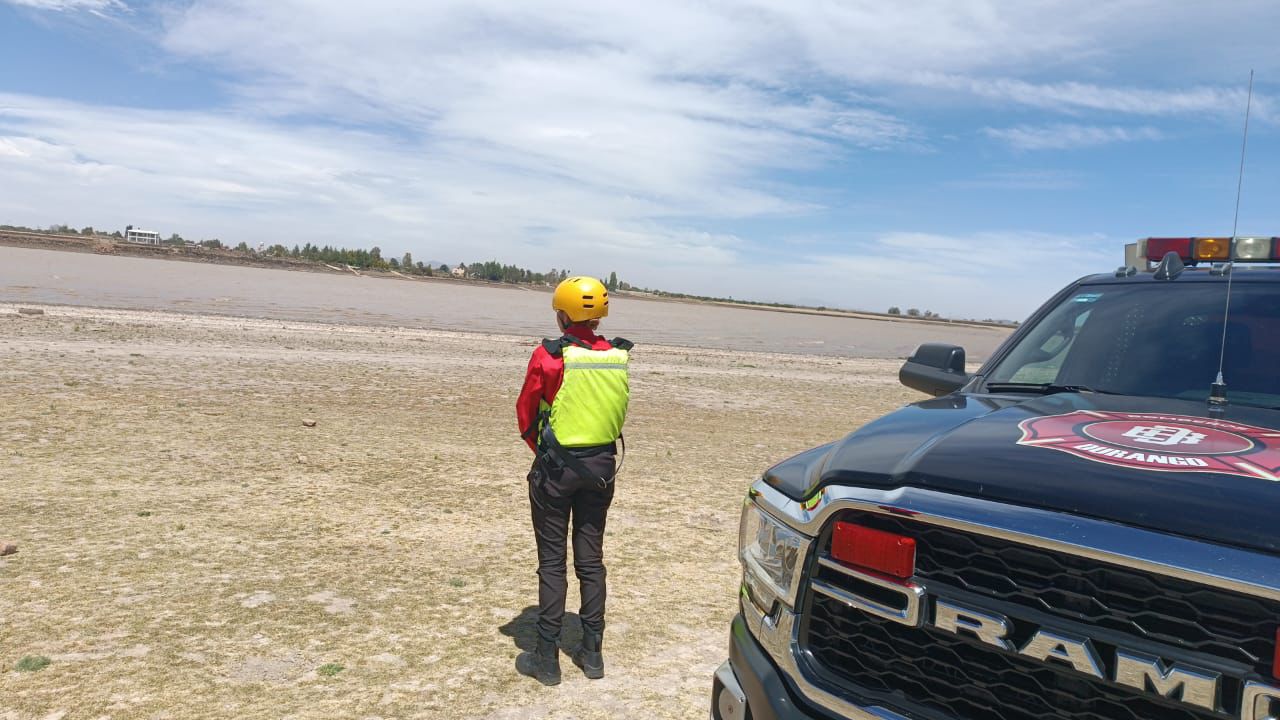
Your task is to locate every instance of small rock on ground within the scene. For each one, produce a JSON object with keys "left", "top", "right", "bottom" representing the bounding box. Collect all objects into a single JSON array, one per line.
[
  {"left": 301, "top": 419, "right": 317, "bottom": 427},
  {"left": 17, "top": 308, "right": 44, "bottom": 316},
  {"left": 1, "top": 542, "right": 18, "bottom": 556}
]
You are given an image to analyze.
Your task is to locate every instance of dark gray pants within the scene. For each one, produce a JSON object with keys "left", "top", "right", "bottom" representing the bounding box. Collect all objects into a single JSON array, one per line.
[{"left": 527, "top": 452, "right": 616, "bottom": 643}]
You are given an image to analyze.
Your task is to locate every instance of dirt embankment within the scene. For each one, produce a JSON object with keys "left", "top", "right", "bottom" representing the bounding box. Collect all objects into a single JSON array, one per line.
[
  {"left": 0, "top": 230, "right": 337, "bottom": 273},
  {"left": 0, "top": 303, "right": 921, "bottom": 719},
  {"left": 0, "top": 231, "right": 549, "bottom": 294}
]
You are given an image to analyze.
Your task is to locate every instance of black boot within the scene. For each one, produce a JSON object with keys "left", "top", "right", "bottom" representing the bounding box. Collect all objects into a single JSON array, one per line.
[
  {"left": 516, "top": 638, "right": 562, "bottom": 686},
  {"left": 571, "top": 630, "right": 604, "bottom": 679}
]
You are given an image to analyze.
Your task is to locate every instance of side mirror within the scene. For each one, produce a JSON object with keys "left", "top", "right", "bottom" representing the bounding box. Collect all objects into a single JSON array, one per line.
[{"left": 900, "top": 343, "right": 970, "bottom": 397}]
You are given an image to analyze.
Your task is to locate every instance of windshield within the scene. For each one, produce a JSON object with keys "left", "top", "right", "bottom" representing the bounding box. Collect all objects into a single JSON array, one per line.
[{"left": 986, "top": 282, "right": 1280, "bottom": 409}]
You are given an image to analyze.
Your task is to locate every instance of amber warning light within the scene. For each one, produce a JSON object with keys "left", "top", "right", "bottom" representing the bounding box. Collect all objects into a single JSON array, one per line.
[{"left": 830, "top": 522, "right": 916, "bottom": 579}]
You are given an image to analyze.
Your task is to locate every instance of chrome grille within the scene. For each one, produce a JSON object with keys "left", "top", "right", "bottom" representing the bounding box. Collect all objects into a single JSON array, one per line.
[{"left": 800, "top": 510, "right": 1278, "bottom": 720}]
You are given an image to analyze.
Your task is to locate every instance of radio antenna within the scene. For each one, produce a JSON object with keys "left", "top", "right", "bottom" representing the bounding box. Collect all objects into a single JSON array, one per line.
[{"left": 1208, "top": 69, "right": 1254, "bottom": 415}]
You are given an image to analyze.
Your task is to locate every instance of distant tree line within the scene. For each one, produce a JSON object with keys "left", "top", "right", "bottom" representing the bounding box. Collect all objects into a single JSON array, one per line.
[
  {"left": 2, "top": 223, "right": 123, "bottom": 238},
  {"left": 887, "top": 306, "right": 940, "bottom": 319},
  {"left": 245, "top": 242, "right": 393, "bottom": 269},
  {"left": 234, "top": 242, "right": 631, "bottom": 290}
]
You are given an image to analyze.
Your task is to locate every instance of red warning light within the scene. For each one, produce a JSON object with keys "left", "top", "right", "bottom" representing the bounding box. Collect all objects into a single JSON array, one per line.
[{"left": 1145, "top": 238, "right": 1193, "bottom": 262}]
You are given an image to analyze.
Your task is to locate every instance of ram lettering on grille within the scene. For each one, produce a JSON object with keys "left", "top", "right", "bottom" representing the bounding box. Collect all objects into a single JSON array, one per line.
[{"left": 815, "top": 567, "right": 1280, "bottom": 720}]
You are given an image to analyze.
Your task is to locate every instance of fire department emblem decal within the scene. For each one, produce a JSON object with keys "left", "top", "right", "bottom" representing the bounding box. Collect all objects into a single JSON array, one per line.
[{"left": 1017, "top": 411, "right": 1280, "bottom": 481}]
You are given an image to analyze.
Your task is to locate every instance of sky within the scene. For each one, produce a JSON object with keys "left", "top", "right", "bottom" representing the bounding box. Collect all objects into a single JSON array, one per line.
[{"left": 2, "top": 1, "right": 1279, "bottom": 319}]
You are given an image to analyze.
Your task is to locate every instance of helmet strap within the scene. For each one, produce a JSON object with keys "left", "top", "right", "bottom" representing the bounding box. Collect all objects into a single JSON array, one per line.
[{"left": 557, "top": 312, "right": 599, "bottom": 333}]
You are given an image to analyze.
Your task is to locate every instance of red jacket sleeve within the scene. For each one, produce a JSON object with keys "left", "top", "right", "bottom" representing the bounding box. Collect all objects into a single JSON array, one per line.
[{"left": 517, "top": 346, "right": 553, "bottom": 452}]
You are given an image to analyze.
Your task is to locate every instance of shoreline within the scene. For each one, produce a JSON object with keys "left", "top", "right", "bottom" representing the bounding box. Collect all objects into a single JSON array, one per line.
[{"left": 0, "top": 301, "right": 933, "bottom": 364}]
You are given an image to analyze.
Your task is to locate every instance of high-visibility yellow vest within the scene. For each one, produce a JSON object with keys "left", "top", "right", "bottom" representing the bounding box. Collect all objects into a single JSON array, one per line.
[{"left": 543, "top": 342, "right": 630, "bottom": 448}]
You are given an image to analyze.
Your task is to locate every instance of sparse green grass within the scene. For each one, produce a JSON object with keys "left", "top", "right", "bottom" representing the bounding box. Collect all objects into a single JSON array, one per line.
[
  {"left": 137, "top": 510, "right": 152, "bottom": 517},
  {"left": 317, "top": 663, "right": 344, "bottom": 677},
  {"left": 16, "top": 655, "right": 51, "bottom": 672}
]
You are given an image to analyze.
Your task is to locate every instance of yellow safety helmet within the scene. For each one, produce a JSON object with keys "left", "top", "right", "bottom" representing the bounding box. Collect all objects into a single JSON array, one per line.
[{"left": 552, "top": 276, "right": 609, "bottom": 322}]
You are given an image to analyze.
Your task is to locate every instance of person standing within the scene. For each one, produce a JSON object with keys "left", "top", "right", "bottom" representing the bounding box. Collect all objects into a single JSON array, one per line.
[{"left": 515, "top": 276, "right": 632, "bottom": 686}]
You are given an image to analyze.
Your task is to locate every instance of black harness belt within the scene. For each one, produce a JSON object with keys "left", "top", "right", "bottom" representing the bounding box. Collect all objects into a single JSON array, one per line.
[{"left": 538, "top": 423, "right": 618, "bottom": 490}]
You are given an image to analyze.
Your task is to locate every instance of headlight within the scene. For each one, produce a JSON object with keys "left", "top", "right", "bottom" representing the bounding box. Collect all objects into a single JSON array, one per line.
[{"left": 739, "top": 498, "right": 811, "bottom": 614}]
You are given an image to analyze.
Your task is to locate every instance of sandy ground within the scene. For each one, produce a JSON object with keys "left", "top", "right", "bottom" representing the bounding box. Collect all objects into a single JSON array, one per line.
[{"left": 0, "top": 303, "right": 921, "bottom": 719}]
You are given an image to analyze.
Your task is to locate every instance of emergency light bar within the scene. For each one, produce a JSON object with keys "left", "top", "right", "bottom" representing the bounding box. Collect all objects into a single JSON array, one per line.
[{"left": 1141, "top": 237, "right": 1280, "bottom": 264}]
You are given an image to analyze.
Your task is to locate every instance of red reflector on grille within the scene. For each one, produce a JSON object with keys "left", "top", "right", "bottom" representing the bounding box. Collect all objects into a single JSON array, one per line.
[
  {"left": 831, "top": 521, "right": 916, "bottom": 579},
  {"left": 1274, "top": 628, "right": 1279, "bottom": 680}
]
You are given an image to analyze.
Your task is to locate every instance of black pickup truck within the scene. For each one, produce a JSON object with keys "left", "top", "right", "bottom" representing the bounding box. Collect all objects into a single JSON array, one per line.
[{"left": 713, "top": 238, "right": 1280, "bottom": 720}]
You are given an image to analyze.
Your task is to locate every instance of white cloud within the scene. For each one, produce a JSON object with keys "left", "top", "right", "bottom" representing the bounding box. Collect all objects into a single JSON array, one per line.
[
  {"left": 922, "top": 75, "right": 1270, "bottom": 122},
  {"left": 3, "top": 0, "right": 123, "bottom": 13},
  {"left": 984, "top": 124, "right": 1164, "bottom": 151},
  {"left": 157, "top": 1, "right": 1276, "bottom": 132},
  {"left": 630, "top": 229, "right": 1118, "bottom": 320},
  {"left": 0, "top": 93, "right": 756, "bottom": 277},
  {"left": 781, "top": 231, "right": 1118, "bottom": 319},
  {"left": 0, "top": 138, "right": 31, "bottom": 157},
  {"left": 158, "top": 2, "right": 921, "bottom": 206}
]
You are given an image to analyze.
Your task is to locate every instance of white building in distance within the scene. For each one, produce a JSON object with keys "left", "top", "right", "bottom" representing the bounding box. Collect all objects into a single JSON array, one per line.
[{"left": 125, "top": 226, "right": 161, "bottom": 245}]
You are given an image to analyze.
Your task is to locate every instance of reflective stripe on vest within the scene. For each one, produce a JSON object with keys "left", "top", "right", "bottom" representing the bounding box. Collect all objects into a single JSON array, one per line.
[{"left": 547, "top": 344, "right": 630, "bottom": 447}]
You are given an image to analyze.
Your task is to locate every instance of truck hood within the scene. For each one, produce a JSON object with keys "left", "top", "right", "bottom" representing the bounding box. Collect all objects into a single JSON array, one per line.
[{"left": 764, "top": 392, "right": 1280, "bottom": 554}]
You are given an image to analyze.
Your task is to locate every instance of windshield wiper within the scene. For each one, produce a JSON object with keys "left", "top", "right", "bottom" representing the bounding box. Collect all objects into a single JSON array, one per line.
[
  {"left": 984, "top": 382, "right": 1121, "bottom": 396},
  {"left": 1227, "top": 401, "right": 1280, "bottom": 412}
]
